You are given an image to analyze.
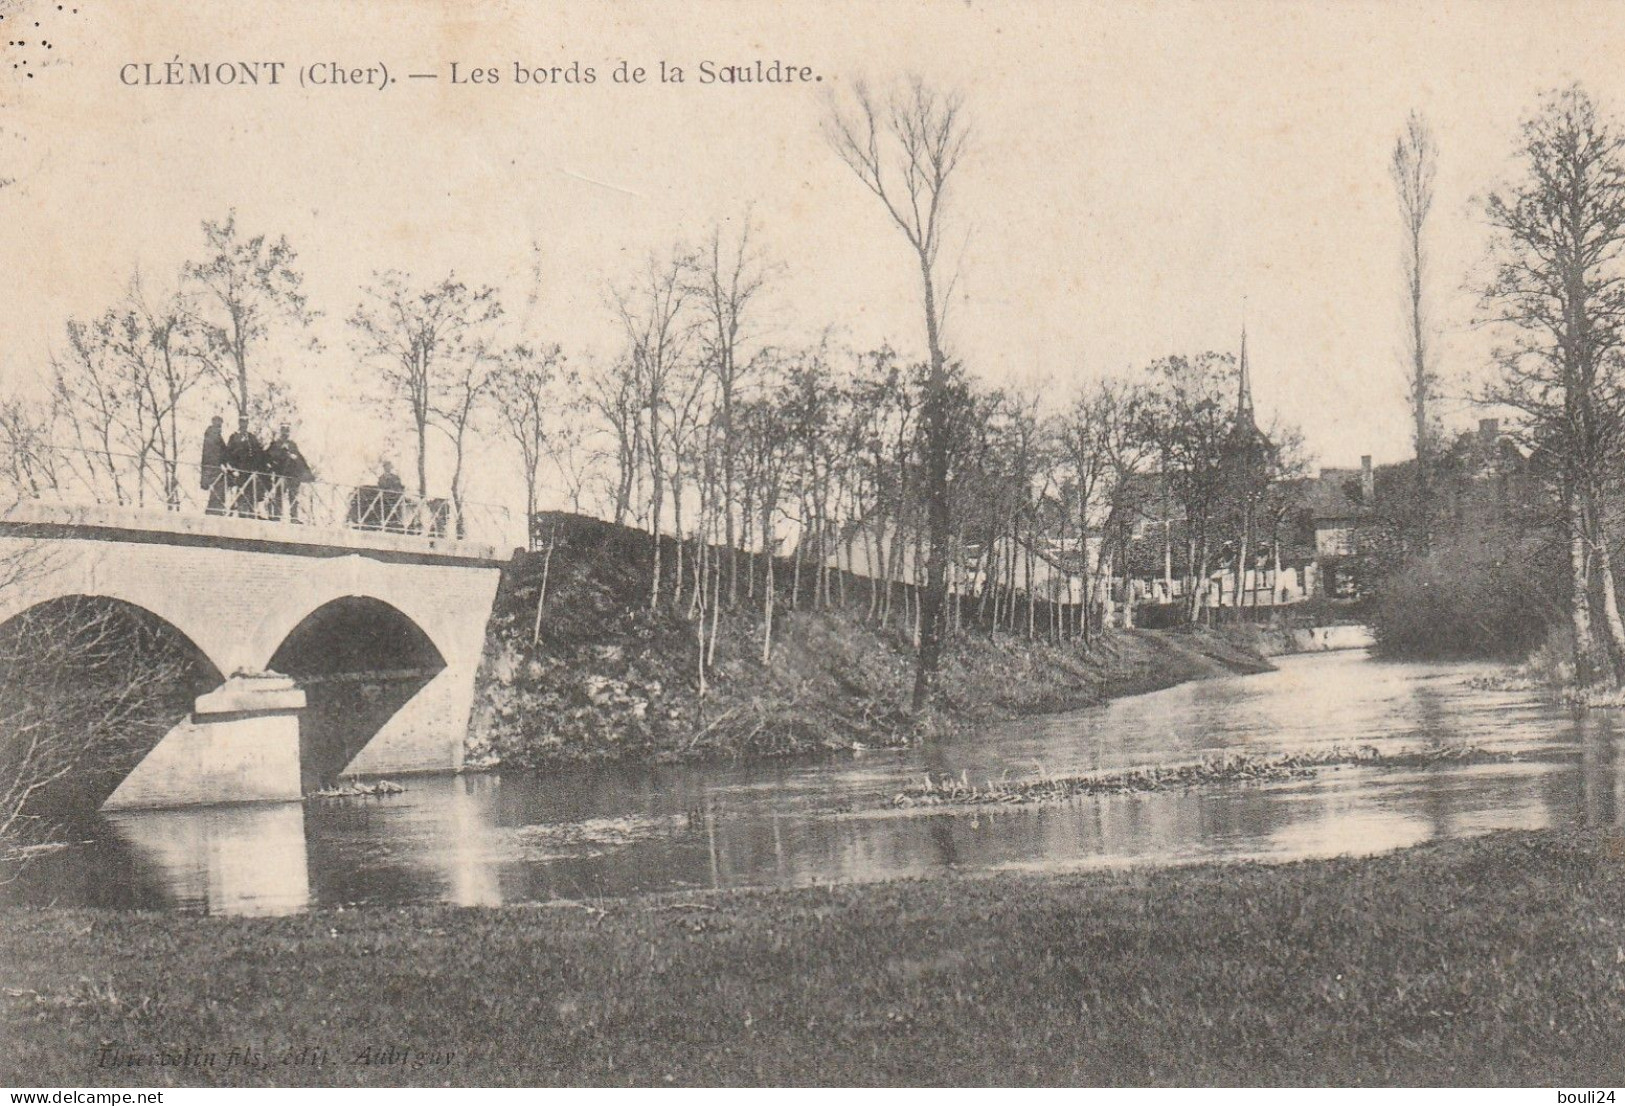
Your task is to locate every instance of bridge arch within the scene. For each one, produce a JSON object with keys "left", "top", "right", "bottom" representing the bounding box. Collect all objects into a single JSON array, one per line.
[
  {"left": 241, "top": 555, "right": 462, "bottom": 674},
  {"left": 0, "top": 532, "right": 500, "bottom": 800},
  {"left": 0, "top": 595, "right": 223, "bottom": 812},
  {"left": 267, "top": 595, "right": 448, "bottom": 788},
  {"left": 0, "top": 565, "right": 239, "bottom": 679}
]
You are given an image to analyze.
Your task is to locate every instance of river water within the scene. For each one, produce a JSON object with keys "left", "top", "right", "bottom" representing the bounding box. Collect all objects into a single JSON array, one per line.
[{"left": 7, "top": 650, "right": 1622, "bottom": 916}]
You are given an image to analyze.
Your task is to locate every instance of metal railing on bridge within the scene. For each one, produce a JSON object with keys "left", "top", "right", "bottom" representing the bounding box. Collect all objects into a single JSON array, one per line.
[{"left": 0, "top": 444, "right": 513, "bottom": 551}]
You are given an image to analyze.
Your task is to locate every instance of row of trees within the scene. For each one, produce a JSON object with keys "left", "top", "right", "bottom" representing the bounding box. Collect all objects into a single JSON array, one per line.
[
  {"left": 587, "top": 79, "right": 1625, "bottom": 702},
  {"left": 0, "top": 214, "right": 309, "bottom": 506},
  {"left": 0, "top": 78, "right": 1316, "bottom": 722},
  {"left": 0, "top": 217, "right": 582, "bottom": 536},
  {"left": 1381, "top": 85, "right": 1625, "bottom": 689},
  {"left": 560, "top": 316, "right": 1300, "bottom": 679},
  {"left": 578, "top": 81, "right": 1298, "bottom": 705}
]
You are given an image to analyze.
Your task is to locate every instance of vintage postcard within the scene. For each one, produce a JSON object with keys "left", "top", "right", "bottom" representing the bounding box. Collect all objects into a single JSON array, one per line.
[{"left": 1, "top": 0, "right": 1623, "bottom": 1091}]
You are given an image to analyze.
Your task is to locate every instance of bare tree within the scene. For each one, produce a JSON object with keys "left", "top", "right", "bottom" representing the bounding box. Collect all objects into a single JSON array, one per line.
[
  {"left": 491, "top": 342, "right": 567, "bottom": 547},
  {"left": 49, "top": 319, "right": 139, "bottom": 503},
  {"left": 845, "top": 347, "right": 914, "bottom": 625},
  {"left": 0, "top": 395, "right": 62, "bottom": 500},
  {"left": 39, "top": 279, "right": 200, "bottom": 511},
  {"left": 692, "top": 219, "right": 772, "bottom": 604},
  {"left": 1145, "top": 352, "right": 1237, "bottom": 625},
  {"left": 1481, "top": 85, "right": 1625, "bottom": 687},
  {"left": 586, "top": 355, "right": 644, "bottom": 528},
  {"left": 123, "top": 276, "right": 210, "bottom": 505},
  {"left": 612, "top": 248, "right": 695, "bottom": 611},
  {"left": 0, "top": 548, "right": 193, "bottom": 873},
  {"left": 1056, "top": 377, "right": 1147, "bottom": 641},
  {"left": 434, "top": 346, "right": 497, "bottom": 534},
  {"left": 662, "top": 349, "right": 714, "bottom": 608},
  {"left": 183, "top": 212, "right": 311, "bottom": 428},
  {"left": 738, "top": 390, "right": 791, "bottom": 663},
  {"left": 546, "top": 375, "right": 598, "bottom": 515},
  {"left": 1393, "top": 111, "right": 1441, "bottom": 475},
  {"left": 827, "top": 77, "right": 970, "bottom": 710},
  {"left": 350, "top": 272, "right": 501, "bottom": 498}
]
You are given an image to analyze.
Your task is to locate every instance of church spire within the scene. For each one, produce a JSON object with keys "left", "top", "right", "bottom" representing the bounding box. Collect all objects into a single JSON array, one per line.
[{"left": 1237, "top": 321, "right": 1255, "bottom": 427}]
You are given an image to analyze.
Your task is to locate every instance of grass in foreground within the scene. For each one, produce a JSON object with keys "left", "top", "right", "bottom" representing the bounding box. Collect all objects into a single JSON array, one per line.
[{"left": 3, "top": 828, "right": 1623, "bottom": 1086}]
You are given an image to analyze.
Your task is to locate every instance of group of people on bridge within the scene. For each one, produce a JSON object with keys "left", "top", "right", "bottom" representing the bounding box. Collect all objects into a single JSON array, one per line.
[
  {"left": 199, "top": 417, "right": 447, "bottom": 537},
  {"left": 200, "top": 417, "right": 314, "bottom": 521}
]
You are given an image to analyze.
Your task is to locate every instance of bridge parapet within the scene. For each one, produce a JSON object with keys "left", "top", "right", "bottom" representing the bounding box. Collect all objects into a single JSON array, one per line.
[
  {"left": 1, "top": 446, "right": 516, "bottom": 559},
  {"left": 2, "top": 498, "right": 505, "bottom": 563}
]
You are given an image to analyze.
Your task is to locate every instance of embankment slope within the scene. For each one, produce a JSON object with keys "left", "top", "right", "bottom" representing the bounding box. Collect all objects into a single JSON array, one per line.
[{"left": 470, "top": 514, "right": 1270, "bottom": 768}]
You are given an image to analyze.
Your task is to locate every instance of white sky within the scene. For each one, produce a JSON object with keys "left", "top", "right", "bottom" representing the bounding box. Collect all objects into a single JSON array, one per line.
[{"left": 3, "top": 0, "right": 1624, "bottom": 515}]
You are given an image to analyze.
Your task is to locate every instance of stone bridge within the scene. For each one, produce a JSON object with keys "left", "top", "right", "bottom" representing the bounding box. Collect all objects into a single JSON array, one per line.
[{"left": 0, "top": 499, "right": 507, "bottom": 810}]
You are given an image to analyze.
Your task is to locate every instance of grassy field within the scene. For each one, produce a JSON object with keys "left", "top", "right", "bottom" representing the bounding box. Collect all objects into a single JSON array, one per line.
[{"left": 4, "top": 827, "right": 1623, "bottom": 1086}]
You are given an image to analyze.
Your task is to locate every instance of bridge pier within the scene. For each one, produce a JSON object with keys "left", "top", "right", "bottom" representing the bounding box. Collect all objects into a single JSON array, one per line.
[
  {"left": 342, "top": 662, "right": 477, "bottom": 777},
  {"left": 104, "top": 674, "right": 307, "bottom": 810}
]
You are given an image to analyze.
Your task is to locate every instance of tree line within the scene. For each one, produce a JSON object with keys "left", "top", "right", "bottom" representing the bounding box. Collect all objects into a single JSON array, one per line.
[
  {"left": 36, "top": 78, "right": 1625, "bottom": 705},
  {"left": 0, "top": 209, "right": 1302, "bottom": 675},
  {"left": 1380, "top": 84, "right": 1625, "bottom": 689},
  {"left": 0, "top": 78, "right": 1315, "bottom": 719}
]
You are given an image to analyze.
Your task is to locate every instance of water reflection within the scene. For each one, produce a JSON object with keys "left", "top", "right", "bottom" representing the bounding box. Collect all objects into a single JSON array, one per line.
[
  {"left": 7, "top": 650, "right": 1623, "bottom": 916},
  {"left": 103, "top": 803, "right": 311, "bottom": 916}
]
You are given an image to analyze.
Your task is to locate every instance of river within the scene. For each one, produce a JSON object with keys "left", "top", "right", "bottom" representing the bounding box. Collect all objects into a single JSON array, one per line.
[{"left": 6, "top": 649, "right": 1621, "bottom": 916}]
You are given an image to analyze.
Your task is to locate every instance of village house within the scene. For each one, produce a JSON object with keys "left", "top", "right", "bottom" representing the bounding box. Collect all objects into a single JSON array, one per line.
[{"left": 1113, "top": 419, "right": 1532, "bottom": 620}]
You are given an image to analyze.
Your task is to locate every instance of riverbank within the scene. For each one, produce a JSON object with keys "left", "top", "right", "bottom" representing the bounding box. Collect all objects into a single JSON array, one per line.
[
  {"left": 470, "top": 514, "right": 1271, "bottom": 768},
  {"left": 1248, "top": 622, "right": 1377, "bottom": 656},
  {"left": 2, "top": 827, "right": 1618, "bottom": 1086}
]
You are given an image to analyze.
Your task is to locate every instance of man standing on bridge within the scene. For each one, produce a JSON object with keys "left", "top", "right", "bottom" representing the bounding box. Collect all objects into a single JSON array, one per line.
[
  {"left": 225, "top": 420, "right": 267, "bottom": 517},
  {"left": 376, "top": 459, "right": 406, "bottom": 532},
  {"left": 266, "top": 424, "right": 313, "bottom": 522},
  {"left": 200, "top": 415, "right": 227, "bottom": 515}
]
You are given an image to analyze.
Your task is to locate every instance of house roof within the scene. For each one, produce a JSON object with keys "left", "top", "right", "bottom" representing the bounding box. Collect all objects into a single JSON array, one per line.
[{"left": 1295, "top": 470, "right": 1367, "bottom": 523}]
